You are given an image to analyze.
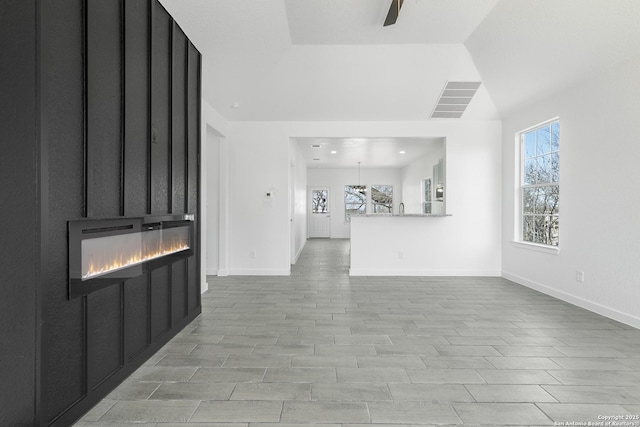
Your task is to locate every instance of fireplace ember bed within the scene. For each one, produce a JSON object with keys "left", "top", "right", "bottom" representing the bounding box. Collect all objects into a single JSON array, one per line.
[{"left": 68, "top": 215, "right": 194, "bottom": 298}]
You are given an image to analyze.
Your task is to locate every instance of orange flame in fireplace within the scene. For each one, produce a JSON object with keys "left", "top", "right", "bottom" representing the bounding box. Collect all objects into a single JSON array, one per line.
[{"left": 82, "top": 231, "right": 189, "bottom": 280}]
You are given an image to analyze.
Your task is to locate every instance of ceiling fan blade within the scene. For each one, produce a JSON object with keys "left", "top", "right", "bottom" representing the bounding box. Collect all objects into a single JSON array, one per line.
[{"left": 383, "top": 0, "right": 404, "bottom": 26}]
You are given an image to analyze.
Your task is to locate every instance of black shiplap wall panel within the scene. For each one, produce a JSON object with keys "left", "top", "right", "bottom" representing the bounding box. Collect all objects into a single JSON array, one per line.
[
  {"left": 86, "top": 0, "right": 123, "bottom": 217},
  {"left": 124, "top": 273, "right": 150, "bottom": 361},
  {"left": 34, "top": 0, "right": 202, "bottom": 424},
  {"left": 124, "top": 0, "right": 150, "bottom": 217},
  {"left": 150, "top": 1, "right": 171, "bottom": 215},
  {"left": 188, "top": 256, "right": 199, "bottom": 312},
  {"left": 0, "top": 4, "right": 39, "bottom": 423},
  {"left": 171, "top": 25, "right": 187, "bottom": 214},
  {"left": 187, "top": 43, "right": 200, "bottom": 218},
  {"left": 151, "top": 266, "right": 171, "bottom": 340},
  {"left": 187, "top": 43, "right": 201, "bottom": 313},
  {"left": 42, "top": 0, "right": 87, "bottom": 422},
  {"left": 171, "top": 260, "right": 187, "bottom": 324},
  {"left": 87, "top": 285, "right": 123, "bottom": 390}
]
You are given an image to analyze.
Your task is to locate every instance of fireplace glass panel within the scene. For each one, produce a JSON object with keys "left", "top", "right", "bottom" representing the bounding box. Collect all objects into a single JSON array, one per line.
[{"left": 80, "top": 224, "right": 190, "bottom": 281}]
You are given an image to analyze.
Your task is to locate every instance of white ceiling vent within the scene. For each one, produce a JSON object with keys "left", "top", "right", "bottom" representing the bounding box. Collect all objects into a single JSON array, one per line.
[{"left": 430, "top": 81, "right": 481, "bottom": 119}]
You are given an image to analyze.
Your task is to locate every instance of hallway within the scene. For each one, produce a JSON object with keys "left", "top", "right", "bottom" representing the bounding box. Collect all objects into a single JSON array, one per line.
[{"left": 76, "top": 239, "right": 640, "bottom": 426}]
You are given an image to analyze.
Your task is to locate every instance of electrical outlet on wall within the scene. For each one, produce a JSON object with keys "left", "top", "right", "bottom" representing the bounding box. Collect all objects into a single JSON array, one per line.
[{"left": 575, "top": 271, "right": 584, "bottom": 283}]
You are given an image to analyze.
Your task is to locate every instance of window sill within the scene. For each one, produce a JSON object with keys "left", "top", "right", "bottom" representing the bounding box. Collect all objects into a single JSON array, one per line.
[{"left": 511, "top": 241, "right": 560, "bottom": 255}]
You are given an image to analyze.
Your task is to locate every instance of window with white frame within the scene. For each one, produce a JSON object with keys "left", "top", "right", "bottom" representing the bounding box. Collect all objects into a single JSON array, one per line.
[
  {"left": 371, "top": 185, "right": 393, "bottom": 213},
  {"left": 423, "top": 178, "right": 432, "bottom": 214},
  {"left": 344, "top": 185, "right": 366, "bottom": 221},
  {"left": 519, "top": 119, "right": 560, "bottom": 246}
]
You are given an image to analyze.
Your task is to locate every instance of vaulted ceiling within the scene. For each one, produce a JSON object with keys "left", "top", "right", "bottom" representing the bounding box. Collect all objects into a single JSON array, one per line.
[{"left": 159, "top": 0, "right": 640, "bottom": 122}]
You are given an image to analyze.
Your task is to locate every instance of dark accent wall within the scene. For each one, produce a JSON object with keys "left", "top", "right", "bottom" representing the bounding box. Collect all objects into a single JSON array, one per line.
[
  {"left": 0, "top": 1, "right": 40, "bottom": 426},
  {"left": 0, "top": 1, "right": 202, "bottom": 425}
]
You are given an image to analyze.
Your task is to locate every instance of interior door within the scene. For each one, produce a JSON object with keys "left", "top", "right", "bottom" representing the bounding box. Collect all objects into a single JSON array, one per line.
[{"left": 309, "top": 187, "right": 331, "bottom": 238}]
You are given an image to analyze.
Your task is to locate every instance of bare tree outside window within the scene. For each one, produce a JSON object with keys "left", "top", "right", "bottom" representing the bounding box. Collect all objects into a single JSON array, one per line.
[
  {"left": 521, "top": 121, "right": 559, "bottom": 246},
  {"left": 371, "top": 185, "right": 393, "bottom": 213},
  {"left": 345, "top": 185, "right": 366, "bottom": 221},
  {"left": 312, "top": 189, "right": 328, "bottom": 213}
]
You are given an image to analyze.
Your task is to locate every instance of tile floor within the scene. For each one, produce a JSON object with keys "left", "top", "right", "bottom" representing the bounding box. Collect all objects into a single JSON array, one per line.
[{"left": 75, "top": 238, "right": 640, "bottom": 426}]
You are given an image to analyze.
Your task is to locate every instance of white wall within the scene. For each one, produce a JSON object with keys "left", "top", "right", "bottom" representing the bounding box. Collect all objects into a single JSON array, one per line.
[
  {"left": 289, "top": 139, "right": 307, "bottom": 263},
  {"left": 223, "top": 120, "right": 501, "bottom": 276},
  {"left": 350, "top": 216, "right": 500, "bottom": 276},
  {"left": 201, "top": 99, "right": 230, "bottom": 283},
  {"left": 401, "top": 141, "right": 445, "bottom": 214},
  {"left": 205, "top": 126, "right": 220, "bottom": 275},
  {"left": 227, "top": 123, "right": 291, "bottom": 275},
  {"left": 307, "top": 167, "right": 403, "bottom": 238},
  {"left": 501, "top": 55, "right": 640, "bottom": 328}
]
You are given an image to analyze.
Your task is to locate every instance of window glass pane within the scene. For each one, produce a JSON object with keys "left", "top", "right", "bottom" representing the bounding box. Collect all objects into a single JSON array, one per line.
[
  {"left": 537, "top": 126, "right": 551, "bottom": 155},
  {"left": 522, "top": 188, "right": 536, "bottom": 214},
  {"left": 551, "top": 122, "right": 560, "bottom": 152},
  {"left": 372, "top": 185, "right": 393, "bottom": 214},
  {"left": 550, "top": 216, "right": 559, "bottom": 246},
  {"left": 537, "top": 155, "right": 551, "bottom": 183},
  {"left": 551, "top": 152, "right": 560, "bottom": 182},
  {"left": 519, "top": 120, "right": 559, "bottom": 247},
  {"left": 312, "top": 190, "right": 328, "bottom": 213},
  {"left": 523, "top": 215, "right": 534, "bottom": 243},
  {"left": 524, "top": 158, "right": 537, "bottom": 184},
  {"left": 541, "top": 185, "right": 559, "bottom": 214},
  {"left": 524, "top": 132, "right": 536, "bottom": 158},
  {"left": 533, "top": 216, "right": 548, "bottom": 244},
  {"left": 345, "top": 185, "right": 366, "bottom": 220}
]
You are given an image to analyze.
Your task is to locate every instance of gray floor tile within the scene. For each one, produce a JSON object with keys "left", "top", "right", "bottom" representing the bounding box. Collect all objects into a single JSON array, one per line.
[
  {"left": 465, "top": 384, "right": 558, "bottom": 402},
  {"left": 477, "top": 369, "right": 561, "bottom": 385},
  {"left": 99, "top": 400, "right": 200, "bottom": 423},
  {"left": 291, "top": 355, "right": 358, "bottom": 368},
  {"left": 337, "top": 367, "right": 410, "bottom": 383},
  {"left": 537, "top": 403, "right": 633, "bottom": 424},
  {"left": 264, "top": 367, "right": 337, "bottom": 383},
  {"left": 150, "top": 382, "right": 235, "bottom": 400},
  {"left": 190, "top": 401, "right": 283, "bottom": 423},
  {"left": 420, "top": 356, "right": 495, "bottom": 369},
  {"left": 406, "top": 368, "right": 485, "bottom": 384},
  {"left": 542, "top": 385, "right": 640, "bottom": 404},
  {"left": 129, "top": 366, "right": 198, "bottom": 382},
  {"left": 190, "top": 367, "right": 266, "bottom": 383},
  {"left": 368, "top": 401, "right": 462, "bottom": 424},
  {"left": 388, "top": 383, "right": 474, "bottom": 402},
  {"left": 230, "top": 383, "right": 311, "bottom": 401},
  {"left": 105, "top": 381, "right": 160, "bottom": 400},
  {"left": 485, "top": 356, "right": 562, "bottom": 370},
  {"left": 223, "top": 354, "right": 292, "bottom": 368},
  {"left": 453, "top": 403, "right": 551, "bottom": 425},
  {"left": 281, "top": 401, "right": 370, "bottom": 423},
  {"left": 312, "top": 382, "right": 393, "bottom": 401},
  {"left": 74, "top": 239, "right": 640, "bottom": 427},
  {"left": 356, "top": 355, "right": 426, "bottom": 369}
]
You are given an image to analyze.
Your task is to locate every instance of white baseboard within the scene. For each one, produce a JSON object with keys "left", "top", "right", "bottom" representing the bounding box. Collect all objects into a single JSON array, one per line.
[
  {"left": 349, "top": 269, "right": 501, "bottom": 277},
  {"left": 228, "top": 268, "right": 291, "bottom": 276},
  {"left": 502, "top": 271, "right": 640, "bottom": 329},
  {"left": 292, "top": 240, "right": 306, "bottom": 264},
  {"left": 200, "top": 281, "right": 209, "bottom": 294}
]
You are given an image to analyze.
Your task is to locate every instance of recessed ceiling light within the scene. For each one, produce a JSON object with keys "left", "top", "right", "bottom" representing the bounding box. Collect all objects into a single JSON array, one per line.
[
  {"left": 330, "top": 150, "right": 337, "bottom": 154},
  {"left": 399, "top": 150, "right": 406, "bottom": 154}
]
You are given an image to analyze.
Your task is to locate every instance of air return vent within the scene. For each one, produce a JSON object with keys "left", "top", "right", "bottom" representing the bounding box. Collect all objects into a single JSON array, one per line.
[{"left": 430, "top": 81, "right": 481, "bottom": 119}]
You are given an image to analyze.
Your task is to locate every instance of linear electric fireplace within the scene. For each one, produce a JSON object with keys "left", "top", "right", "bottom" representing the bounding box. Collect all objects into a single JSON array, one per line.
[{"left": 68, "top": 215, "right": 194, "bottom": 298}]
